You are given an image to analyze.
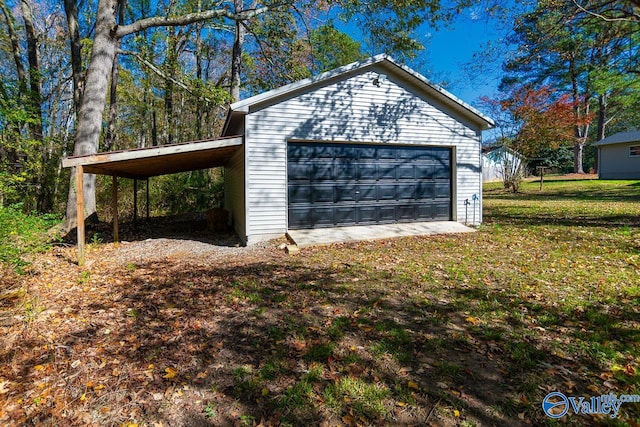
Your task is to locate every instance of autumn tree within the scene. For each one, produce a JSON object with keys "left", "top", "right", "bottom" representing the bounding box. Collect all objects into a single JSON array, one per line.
[
  {"left": 499, "top": 0, "right": 640, "bottom": 173},
  {"left": 484, "top": 85, "right": 593, "bottom": 191}
]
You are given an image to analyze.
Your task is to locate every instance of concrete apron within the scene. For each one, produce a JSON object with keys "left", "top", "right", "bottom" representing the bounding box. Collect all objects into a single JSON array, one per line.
[{"left": 286, "top": 221, "right": 476, "bottom": 248}]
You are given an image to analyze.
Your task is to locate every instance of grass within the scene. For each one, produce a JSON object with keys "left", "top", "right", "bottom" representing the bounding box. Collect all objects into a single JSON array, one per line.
[
  {"left": 0, "top": 204, "right": 60, "bottom": 273},
  {"left": 1, "top": 176, "right": 639, "bottom": 426}
]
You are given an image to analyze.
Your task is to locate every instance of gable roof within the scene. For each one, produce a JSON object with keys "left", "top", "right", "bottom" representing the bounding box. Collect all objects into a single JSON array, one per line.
[
  {"left": 593, "top": 130, "right": 640, "bottom": 146},
  {"left": 223, "top": 54, "right": 494, "bottom": 135}
]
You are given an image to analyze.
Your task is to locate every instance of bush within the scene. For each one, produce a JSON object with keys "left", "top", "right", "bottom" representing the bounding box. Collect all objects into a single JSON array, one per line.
[{"left": 0, "top": 204, "right": 60, "bottom": 273}]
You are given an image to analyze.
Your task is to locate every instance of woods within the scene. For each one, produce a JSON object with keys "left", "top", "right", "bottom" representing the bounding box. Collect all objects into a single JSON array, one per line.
[{"left": 0, "top": 0, "right": 639, "bottom": 219}]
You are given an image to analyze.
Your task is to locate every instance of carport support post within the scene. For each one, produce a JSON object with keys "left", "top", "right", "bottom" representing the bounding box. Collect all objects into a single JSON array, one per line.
[
  {"left": 133, "top": 178, "right": 138, "bottom": 229},
  {"left": 112, "top": 175, "right": 119, "bottom": 243},
  {"left": 76, "top": 165, "right": 85, "bottom": 266},
  {"left": 146, "top": 178, "right": 150, "bottom": 221}
]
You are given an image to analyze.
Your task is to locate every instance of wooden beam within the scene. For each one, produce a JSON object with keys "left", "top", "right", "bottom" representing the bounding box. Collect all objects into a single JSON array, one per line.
[
  {"left": 133, "top": 178, "right": 138, "bottom": 229},
  {"left": 146, "top": 178, "right": 150, "bottom": 221},
  {"left": 112, "top": 175, "right": 119, "bottom": 242},
  {"left": 76, "top": 165, "right": 85, "bottom": 266}
]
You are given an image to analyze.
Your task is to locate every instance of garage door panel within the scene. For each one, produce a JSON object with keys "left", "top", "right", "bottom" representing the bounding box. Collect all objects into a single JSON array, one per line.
[
  {"left": 357, "top": 163, "right": 377, "bottom": 180},
  {"left": 434, "top": 166, "right": 451, "bottom": 179},
  {"left": 288, "top": 208, "right": 310, "bottom": 228},
  {"left": 434, "top": 203, "right": 450, "bottom": 220},
  {"left": 416, "top": 165, "right": 435, "bottom": 179},
  {"left": 397, "top": 165, "right": 415, "bottom": 179},
  {"left": 312, "top": 185, "right": 334, "bottom": 203},
  {"left": 356, "top": 185, "right": 377, "bottom": 202},
  {"left": 398, "top": 184, "right": 417, "bottom": 200},
  {"left": 357, "top": 206, "right": 377, "bottom": 223},
  {"left": 335, "top": 207, "right": 356, "bottom": 224},
  {"left": 378, "top": 185, "right": 396, "bottom": 200},
  {"left": 313, "top": 164, "right": 333, "bottom": 181},
  {"left": 288, "top": 185, "right": 311, "bottom": 204},
  {"left": 287, "top": 142, "right": 451, "bottom": 229},
  {"left": 435, "top": 182, "right": 451, "bottom": 198},
  {"left": 378, "top": 148, "right": 397, "bottom": 159},
  {"left": 312, "top": 207, "right": 335, "bottom": 226},
  {"left": 378, "top": 206, "right": 396, "bottom": 222},
  {"left": 415, "top": 182, "right": 434, "bottom": 199},
  {"left": 397, "top": 205, "right": 415, "bottom": 220},
  {"left": 335, "top": 164, "right": 356, "bottom": 180},
  {"left": 359, "top": 147, "right": 377, "bottom": 159},
  {"left": 288, "top": 162, "right": 311, "bottom": 181},
  {"left": 417, "top": 204, "right": 434, "bottom": 220},
  {"left": 335, "top": 185, "right": 356, "bottom": 202},
  {"left": 379, "top": 164, "right": 396, "bottom": 180}
]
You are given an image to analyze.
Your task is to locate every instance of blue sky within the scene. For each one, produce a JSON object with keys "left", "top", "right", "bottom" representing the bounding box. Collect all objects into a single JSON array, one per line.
[{"left": 335, "top": 9, "right": 510, "bottom": 110}]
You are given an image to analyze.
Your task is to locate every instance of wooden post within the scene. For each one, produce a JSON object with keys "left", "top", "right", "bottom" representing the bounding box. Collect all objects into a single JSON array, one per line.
[
  {"left": 133, "top": 178, "right": 138, "bottom": 229},
  {"left": 537, "top": 166, "right": 547, "bottom": 191},
  {"left": 146, "top": 178, "right": 150, "bottom": 221},
  {"left": 112, "top": 175, "right": 119, "bottom": 243},
  {"left": 76, "top": 165, "right": 85, "bottom": 266}
]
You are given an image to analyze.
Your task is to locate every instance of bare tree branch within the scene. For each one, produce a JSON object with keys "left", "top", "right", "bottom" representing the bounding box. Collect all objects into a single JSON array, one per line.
[
  {"left": 115, "top": 6, "right": 272, "bottom": 38},
  {"left": 119, "top": 49, "right": 214, "bottom": 103}
]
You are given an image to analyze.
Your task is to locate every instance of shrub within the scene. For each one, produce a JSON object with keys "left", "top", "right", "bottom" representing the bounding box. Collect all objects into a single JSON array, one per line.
[{"left": 0, "top": 204, "right": 60, "bottom": 273}]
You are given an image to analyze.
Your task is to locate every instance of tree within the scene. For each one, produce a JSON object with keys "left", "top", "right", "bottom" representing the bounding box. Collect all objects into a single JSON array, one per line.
[
  {"left": 64, "top": 0, "right": 476, "bottom": 229},
  {"left": 309, "top": 24, "right": 366, "bottom": 73},
  {"left": 64, "top": 0, "right": 273, "bottom": 229},
  {"left": 481, "top": 85, "right": 593, "bottom": 191},
  {"left": 499, "top": 0, "right": 640, "bottom": 173}
]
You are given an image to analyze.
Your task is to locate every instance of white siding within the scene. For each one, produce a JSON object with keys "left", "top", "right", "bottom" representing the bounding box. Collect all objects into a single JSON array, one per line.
[
  {"left": 599, "top": 143, "right": 640, "bottom": 179},
  {"left": 224, "top": 144, "right": 247, "bottom": 241},
  {"left": 243, "top": 65, "right": 483, "bottom": 241}
]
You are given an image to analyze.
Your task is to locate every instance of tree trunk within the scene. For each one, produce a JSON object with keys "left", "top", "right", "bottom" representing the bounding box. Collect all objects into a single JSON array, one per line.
[
  {"left": 569, "top": 59, "right": 586, "bottom": 174},
  {"left": 63, "top": 0, "right": 271, "bottom": 228},
  {"left": 65, "top": 0, "right": 118, "bottom": 230},
  {"left": 231, "top": 0, "right": 244, "bottom": 102},
  {"left": 64, "top": 0, "right": 84, "bottom": 115},
  {"left": 105, "top": 0, "right": 125, "bottom": 151},
  {"left": 594, "top": 93, "right": 608, "bottom": 174},
  {"left": 164, "top": 31, "right": 176, "bottom": 145},
  {"left": 20, "top": 0, "right": 43, "bottom": 141},
  {"left": 0, "top": 1, "right": 26, "bottom": 90}
]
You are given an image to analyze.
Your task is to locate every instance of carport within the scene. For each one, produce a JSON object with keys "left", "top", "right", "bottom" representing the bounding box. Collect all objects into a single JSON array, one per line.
[{"left": 62, "top": 136, "right": 243, "bottom": 264}]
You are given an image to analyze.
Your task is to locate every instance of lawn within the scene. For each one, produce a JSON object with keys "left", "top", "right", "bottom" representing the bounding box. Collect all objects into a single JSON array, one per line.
[{"left": 1, "top": 177, "right": 639, "bottom": 426}]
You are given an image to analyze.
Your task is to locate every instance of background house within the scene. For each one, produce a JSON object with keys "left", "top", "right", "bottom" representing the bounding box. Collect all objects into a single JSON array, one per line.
[
  {"left": 594, "top": 130, "right": 640, "bottom": 179},
  {"left": 222, "top": 55, "right": 494, "bottom": 244},
  {"left": 482, "top": 146, "right": 526, "bottom": 183}
]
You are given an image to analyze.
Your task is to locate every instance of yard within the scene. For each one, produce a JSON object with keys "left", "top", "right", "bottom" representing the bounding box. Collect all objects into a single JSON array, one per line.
[{"left": 1, "top": 176, "right": 639, "bottom": 426}]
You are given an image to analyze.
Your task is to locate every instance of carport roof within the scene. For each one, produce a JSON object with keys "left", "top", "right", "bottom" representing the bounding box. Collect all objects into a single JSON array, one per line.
[{"left": 62, "top": 136, "right": 243, "bottom": 179}]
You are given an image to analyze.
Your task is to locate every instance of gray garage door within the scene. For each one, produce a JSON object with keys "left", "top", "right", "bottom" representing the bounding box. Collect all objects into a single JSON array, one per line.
[{"left": 287, "top": 142, "right": 452, "bottom": 229}]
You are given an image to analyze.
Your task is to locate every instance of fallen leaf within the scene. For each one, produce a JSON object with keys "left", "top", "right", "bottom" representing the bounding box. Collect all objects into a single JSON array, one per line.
[
  {"left": 465, "top": 316, "right": 480, "bottom": 325},
  {"left": 163, "top": 367, "right": 178, "bottom": 379},
  {"left": 407, "top": 381, "right": 420, "bottom": 390}
]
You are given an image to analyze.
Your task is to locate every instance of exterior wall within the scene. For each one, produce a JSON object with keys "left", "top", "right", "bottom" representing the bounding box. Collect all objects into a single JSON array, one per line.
[
  {"left": 482, "top": 149, "right": 524, "bottom": 183},
  {"left": 243, "top": 65, "right": 483, "bottom": 242},
  {"left": 224, "top": 144, "right": 247, "bottom": 241},
  {"left": 599, "top": 142, "right": 640, "bottom": 179}
]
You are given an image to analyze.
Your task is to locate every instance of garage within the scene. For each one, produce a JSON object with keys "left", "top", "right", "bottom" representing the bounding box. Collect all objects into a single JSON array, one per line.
[
  {"left": 221, "top": 54, "right": 494, "bottom": 244},
  {"left": 287, "top": 142, "right": 452, "bottom": 229}
]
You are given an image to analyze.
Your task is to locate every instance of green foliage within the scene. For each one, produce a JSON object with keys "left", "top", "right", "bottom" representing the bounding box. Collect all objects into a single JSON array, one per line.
[
  {"left": 0, "top": 204, "right": 60, "bottom": 272},
  {"left": 309, "top": 25, "right": 366, "bottom": 73},
  {"left": 96, "top": 169, "right": 224, "bottom": 221}
]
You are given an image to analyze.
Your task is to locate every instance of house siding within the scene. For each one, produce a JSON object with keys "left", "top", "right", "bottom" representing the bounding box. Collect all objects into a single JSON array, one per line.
[
  {"left": 599, "top": 142, "right": 640, "bottom": 179},
  {"left": 242, "top": 65, "right": 483, "bottom": 242},
  {"left": 224, "top": 143, "right": 247, "bottom": 241}
]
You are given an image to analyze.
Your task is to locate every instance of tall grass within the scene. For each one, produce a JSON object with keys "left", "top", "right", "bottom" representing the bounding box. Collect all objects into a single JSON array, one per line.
[{"left": 0, "top": 204, "right": 60, "bottom": 273}]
